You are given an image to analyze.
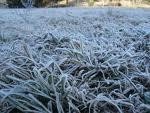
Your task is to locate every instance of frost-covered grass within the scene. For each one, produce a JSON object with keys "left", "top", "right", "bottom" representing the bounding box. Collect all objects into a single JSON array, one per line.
[{"left": 0, "top": 8, "right": 150, "bottom": 113}]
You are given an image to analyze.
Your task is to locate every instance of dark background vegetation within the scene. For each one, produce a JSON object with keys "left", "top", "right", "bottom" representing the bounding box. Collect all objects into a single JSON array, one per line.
[{"left": 4, "top": 0, "right": 150, "bottom": 8}]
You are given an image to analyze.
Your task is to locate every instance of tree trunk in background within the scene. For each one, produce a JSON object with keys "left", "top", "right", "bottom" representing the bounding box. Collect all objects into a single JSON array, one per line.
[
  {"left": 66, "top": 0, "right": 68, "bottom": 5},
  {"left": 76, "top": 0, "right": 80, "bottom": 6}
]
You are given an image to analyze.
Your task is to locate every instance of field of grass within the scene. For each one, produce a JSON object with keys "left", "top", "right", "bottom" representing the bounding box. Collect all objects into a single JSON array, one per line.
[{"left": 0, "top": 8, "right": 150, "bottom": 113}]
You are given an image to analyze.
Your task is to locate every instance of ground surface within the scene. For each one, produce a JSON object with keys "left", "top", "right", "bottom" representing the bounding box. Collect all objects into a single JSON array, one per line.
[
  {"left": 0, "top": 8, "right": 150, "bottom": 61},
  {"left": 0, "top": 8, "right": 150, "bottom": 113}
]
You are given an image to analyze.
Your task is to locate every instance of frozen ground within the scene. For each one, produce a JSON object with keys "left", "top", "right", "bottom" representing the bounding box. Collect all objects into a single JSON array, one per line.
[
  {"left": 0, "top": 8, "right": 150, "bottom": 113},
  {"left": 0, "top": 8, "right": 150, "bottom": 60},
  {"left": 0, "top": 8, "right": 150, "bottom": 61}
]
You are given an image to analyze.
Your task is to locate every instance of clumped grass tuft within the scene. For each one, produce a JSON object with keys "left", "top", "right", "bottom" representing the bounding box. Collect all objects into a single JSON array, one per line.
[
  {"left": 0, "top": 32, "right": 150, "bottom": 113},
  {"left": 0, "top": 31, "right": 9, "bottom": 43}
]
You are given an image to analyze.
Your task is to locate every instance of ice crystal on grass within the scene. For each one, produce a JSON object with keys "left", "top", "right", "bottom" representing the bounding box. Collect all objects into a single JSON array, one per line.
[
  {"left": 0, "top": 8, "right": 150, "bottom": 113},
  {"left": 0, "top": 31, "right": 149, "bottom": 113}
]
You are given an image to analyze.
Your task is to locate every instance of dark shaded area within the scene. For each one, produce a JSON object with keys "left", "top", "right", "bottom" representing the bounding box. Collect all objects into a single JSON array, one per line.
[
  {"left": 7, "top": 0, "right": 25, "bottom": 8},
  {"left": 10, "top": 108, "right": 23, "bottom": 113},
  {"left": 6, "top": 0, "right": 62, "bottom": 8}
]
